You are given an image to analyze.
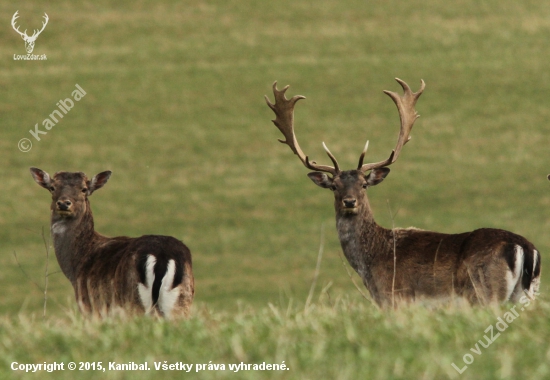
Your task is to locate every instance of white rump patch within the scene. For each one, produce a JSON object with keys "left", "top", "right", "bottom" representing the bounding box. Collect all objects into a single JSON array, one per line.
[
  {"left": 157, "top": 260, "right": 180, "bottom": 318},
  {"left": 527, "top": 250, "right": 540, "bottom": 299},
  {"left": 137, "top": 255, "right": 156, "bottom": 313},
  {"left": 505, "top": 245, "right": 524, "bottom": 301}
]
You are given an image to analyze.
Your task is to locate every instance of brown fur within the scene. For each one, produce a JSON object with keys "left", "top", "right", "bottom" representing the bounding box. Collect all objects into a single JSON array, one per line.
[
  {"left": 265, "top": 80, "right": 541, "bottom": 308},
  {"left": 314, "top": 169, "right": 540, "bottom": 307},
  {"left": 30, "top": 168, "right": 194, "bottom": 319}
]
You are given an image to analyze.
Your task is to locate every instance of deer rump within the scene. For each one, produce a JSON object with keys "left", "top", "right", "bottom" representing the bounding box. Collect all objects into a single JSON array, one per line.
[
  {"left": 74, "top": 235, "right": 193, "bottom": 318},
  {"left": 372, "top": 227, "right": 541, "bottom": 305},
  {"left": 265, "top": 79, "right": 542, "bottom": 307}
]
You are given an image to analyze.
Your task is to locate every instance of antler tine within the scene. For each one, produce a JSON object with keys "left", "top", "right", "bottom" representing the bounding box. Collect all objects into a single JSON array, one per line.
[
  {"left": 356, "top": 140, "right": 369, "bottom": 169},
  {"left": 265, "top": 82, "right": 339, "bottom": 175},
  {"left": 11, "top": 11, "right": 27, "bottom": 38},
  {"left": 322, "top": 142, "right": 340, "bottom": 173},
  {"left": 359, "top": 79, "right": 425, "bottom": 172},
  {"left": 39, "top": 13, "right": 48, "bottom": 32},
  {"left": 30, "top": 13, "right": 49, "bottom": 38}
]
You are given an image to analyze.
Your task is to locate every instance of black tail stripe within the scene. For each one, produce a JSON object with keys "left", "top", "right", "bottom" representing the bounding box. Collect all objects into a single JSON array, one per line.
[
  {"left": 172, "top": 258, "right": 184, "bottom": 289},
  {"left": 152, "top": 255, "right": 169, "bottom": 308},
  {"left": 502, "top": 243, "right": 517, "bottom": 273},
  {"left": 521, "top": 247, "right": 534, "bottom": 290}
]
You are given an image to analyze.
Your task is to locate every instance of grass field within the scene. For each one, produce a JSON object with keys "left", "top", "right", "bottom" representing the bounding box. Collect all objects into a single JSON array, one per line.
[{"left": 2, "top": 0, "right": 550, "bottom": 379}]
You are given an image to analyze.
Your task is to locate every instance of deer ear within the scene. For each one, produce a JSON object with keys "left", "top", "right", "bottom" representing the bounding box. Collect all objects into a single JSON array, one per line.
[
  {"left": 87, "top": 171, "right": 112, "bottom": 195},
  {"left": 30, "top": 167, "right": 52, "bottom": 190},
  {"left": 365, "top": 168, "right": 390, "bottom": 187},
  {"left": 307, "top": 172, "right": 333, "bottom": 189}
]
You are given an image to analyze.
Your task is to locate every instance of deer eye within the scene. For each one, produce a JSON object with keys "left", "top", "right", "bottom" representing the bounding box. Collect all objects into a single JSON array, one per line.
[
  {"left": 362, "top": 183, "right": 368, "bottom": 189},
  {"left": 81, "top": 188, "right": 88, "bottom": 193},
  {"left": 330, "top": 185, "right": 337, "bottom": 191},
  {"left": 49, "top": 186, "right": 55, "bottom": 192}
]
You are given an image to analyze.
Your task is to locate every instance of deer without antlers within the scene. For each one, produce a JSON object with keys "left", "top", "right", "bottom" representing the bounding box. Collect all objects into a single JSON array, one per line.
[
  {"left": 265, "top": 79, "right": 541, "bottom": 307},
  {"left": 30, "top": 168, "right": 194, "bottom": 319}
]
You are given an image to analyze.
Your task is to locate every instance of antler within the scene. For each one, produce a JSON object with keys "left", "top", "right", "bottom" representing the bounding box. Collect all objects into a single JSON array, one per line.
[
  {"left": 30, "top": 13, "right": 49, "bottom": 39},
  {"left": 11, "top": 11, "right": 27, "bottom": 39},
  {"left": 358, "top": 78, "right": 425, "bottom": 172},
  {"left": 11, "top": 11, "right": 48, "bottom": 40},
  {"left": 265, "top": 82, "right": 340, "bottom": 175}
]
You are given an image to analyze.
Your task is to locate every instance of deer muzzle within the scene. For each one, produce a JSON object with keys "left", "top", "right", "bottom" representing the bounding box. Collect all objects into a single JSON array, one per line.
[
  {"left": 55, "top": 199, "right": 73, "bottom": 215},
  {"left": 342, "top": 198, "right": 358, "bottom": 214}
]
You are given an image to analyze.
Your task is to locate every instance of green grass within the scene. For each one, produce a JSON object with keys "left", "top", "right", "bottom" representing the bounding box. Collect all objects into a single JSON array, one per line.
[
  {"left": 2, "top": 0, "right": 550, "bottom": 378},
  {"left": 1, "top": 297, "right": 549, "bottom": 379}
]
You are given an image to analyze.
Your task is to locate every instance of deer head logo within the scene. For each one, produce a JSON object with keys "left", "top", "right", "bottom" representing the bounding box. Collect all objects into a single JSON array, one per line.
[{"left": 11, "top": 11, "right": 49, "bottom": 54}]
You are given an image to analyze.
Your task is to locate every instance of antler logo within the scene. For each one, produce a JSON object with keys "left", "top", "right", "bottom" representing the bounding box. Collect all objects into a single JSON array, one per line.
[{"left": 11, "top": 11, "right": 49, "bottom": 54}]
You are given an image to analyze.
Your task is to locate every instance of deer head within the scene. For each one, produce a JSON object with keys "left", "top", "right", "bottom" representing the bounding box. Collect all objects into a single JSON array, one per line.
[
  {"left": 265, "top": 79, "right": 424, "bottom": 216},
  {"left": 266, "top": 80, "right": 545, "bottom": 308},
  {"left": 30, "top": 168, "right": 111, "bottom": 222},
  {"left": 11, "top": 11, "right": 49, "bottom": 54}
]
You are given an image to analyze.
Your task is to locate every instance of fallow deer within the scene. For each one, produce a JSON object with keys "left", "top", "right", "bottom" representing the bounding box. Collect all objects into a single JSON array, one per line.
[
  {"left": 265, "top": 79, "right": 541, "bottom": 307},
  {"left": 30, "top": 168, "right": 194, "bottom": 319}
]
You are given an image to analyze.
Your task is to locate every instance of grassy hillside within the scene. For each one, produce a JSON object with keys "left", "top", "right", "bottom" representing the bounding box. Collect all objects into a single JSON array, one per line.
[
  {"left": 2, "top": 297, "right": 550, "bottom": 379},
  {"left": 1, "top": 0, "right": 550, "bottom": 378}
]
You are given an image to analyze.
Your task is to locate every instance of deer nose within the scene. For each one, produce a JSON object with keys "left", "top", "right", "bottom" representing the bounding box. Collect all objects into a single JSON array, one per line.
[
  {"left": 56, "top": 200, "right": 72, "bottom": 211},
  {"left": 343, "top": 198, "right": 356, "bottom": 208}
]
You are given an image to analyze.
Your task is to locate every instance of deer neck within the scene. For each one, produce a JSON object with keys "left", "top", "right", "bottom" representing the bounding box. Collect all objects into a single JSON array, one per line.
[
  {"left": 335, "top": 198, "right": 390, "bottom": 281},
  {"left": 50, "top": 200, "right": 98, "bottom": 284}
]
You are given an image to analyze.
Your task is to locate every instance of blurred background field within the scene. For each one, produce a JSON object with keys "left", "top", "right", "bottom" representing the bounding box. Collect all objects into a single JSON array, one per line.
[{"left": 1, "top": 0, "right": 550, "bottom": 378}]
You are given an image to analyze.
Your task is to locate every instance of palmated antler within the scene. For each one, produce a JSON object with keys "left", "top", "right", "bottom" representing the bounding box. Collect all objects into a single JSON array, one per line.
[
  {"left": 265, "top": 82, "right": 340, "bottom": 175},
  {"left": 358, "top": 78, "right": 425, "bottom": 172}
]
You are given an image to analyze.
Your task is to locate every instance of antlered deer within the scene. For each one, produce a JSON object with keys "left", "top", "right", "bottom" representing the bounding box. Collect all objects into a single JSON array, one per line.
[
  {"left": 11, "top": 11, "right": 48, "bottom": 54},
  {"left": 265, "top": 79, "right": 541, "bottom": 307},
  {"left": 30, "top": 168, "right": 194, "bottom": 319}
]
